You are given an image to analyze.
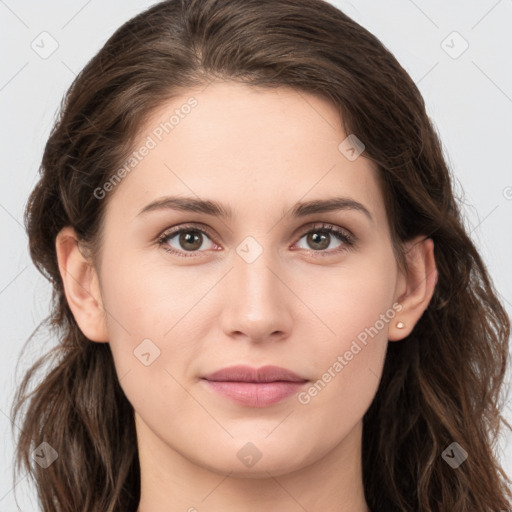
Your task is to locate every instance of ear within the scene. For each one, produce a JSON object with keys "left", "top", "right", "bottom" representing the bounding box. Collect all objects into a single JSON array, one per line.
[
  {"left": 55, "top": 226, "right": 109, "bottom": 343},
  {"left": 388, "top": 235, "right": 438, "bottom": 342}
]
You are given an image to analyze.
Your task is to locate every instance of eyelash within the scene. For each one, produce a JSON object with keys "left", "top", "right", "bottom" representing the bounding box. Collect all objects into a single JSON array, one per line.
[{"left": 156, "top": 223, "right": 355, "bottom": 258}]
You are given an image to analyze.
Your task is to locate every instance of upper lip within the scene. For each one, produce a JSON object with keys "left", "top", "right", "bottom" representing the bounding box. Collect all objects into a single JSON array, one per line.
[{"left": 202, "top": 365, "right": 308, "bottom": 383}]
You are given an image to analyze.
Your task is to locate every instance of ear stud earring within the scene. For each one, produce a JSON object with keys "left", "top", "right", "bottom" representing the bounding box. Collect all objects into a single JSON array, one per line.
[{"left": 396, "top": 321, "right": 405, "bottom": 329}]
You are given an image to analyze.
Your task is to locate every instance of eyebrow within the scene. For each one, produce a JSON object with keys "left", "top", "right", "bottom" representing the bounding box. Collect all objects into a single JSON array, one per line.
[{"left": 137, "top": 195, "right": 374, "bottom": 223}]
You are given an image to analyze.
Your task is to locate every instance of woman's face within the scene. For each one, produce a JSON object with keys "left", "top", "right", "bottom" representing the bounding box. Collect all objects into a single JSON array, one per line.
[{"left": 94, "top": 81, "right": 406, "bottom": 477}]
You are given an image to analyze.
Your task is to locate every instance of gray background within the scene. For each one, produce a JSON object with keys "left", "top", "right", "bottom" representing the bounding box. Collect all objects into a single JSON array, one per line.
[{"left": 1, "top": 0, "right": 511, "bottom": 509}]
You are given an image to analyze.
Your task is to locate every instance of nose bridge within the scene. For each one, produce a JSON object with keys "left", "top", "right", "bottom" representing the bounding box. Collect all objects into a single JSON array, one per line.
[
  {"left": 234, "top": 234, "right": 280, "bottom": 307},
  {"left": 221, "top": 234, "right": 289, "bottom": 339}
]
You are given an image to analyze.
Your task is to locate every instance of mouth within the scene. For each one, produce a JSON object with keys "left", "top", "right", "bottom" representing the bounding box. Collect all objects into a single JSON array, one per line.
[{"left": 201, "top": 365, "right": 309, "bottom": 407}]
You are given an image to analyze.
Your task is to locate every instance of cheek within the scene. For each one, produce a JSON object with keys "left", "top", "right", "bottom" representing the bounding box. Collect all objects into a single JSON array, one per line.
[
  {"left": 96, "top": 248, "right": 212, "bottom": 391},
  {"left": 97, "top": 258, "right": 195, "bottom": 418},
  {"left": 312, "top": 249, "right": 397, "bottom": 345},
  {"left": 99, "top": 249, "right": 183, "bottom": 337},
  {"left": 298, "top": 251, "right": 397, "bottom": 414}
]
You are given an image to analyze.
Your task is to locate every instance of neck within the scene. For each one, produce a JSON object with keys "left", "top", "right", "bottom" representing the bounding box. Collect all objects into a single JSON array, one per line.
[{"left": 135, "top": 417, "right": 369, "bottom": 512}]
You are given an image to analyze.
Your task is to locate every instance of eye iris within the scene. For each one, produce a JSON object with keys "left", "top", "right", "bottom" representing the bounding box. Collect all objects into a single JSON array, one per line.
[
  {"left": 179, "top": 231, "right": 202, "bottom": 251},
  {"left": 308, "top": 231, "right": 330, "bottom": 250}
]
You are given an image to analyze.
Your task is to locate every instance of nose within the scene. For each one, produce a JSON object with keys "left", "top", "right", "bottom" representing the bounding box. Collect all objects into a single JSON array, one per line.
[{"left": 219, "top": 244, "right": 293, "bottom": 344}]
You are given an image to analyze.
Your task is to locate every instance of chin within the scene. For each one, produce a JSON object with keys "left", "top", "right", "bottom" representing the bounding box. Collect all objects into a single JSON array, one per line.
[{"left": 194, "top": 441, "right": 312, "bottom": 478}]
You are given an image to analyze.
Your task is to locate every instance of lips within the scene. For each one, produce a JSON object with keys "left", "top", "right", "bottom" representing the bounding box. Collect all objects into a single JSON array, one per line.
[
  {"left": 201, "top": 365, "right": 308, "bottom": 407},
  {"left": 202, "top": 364, "right": 308, "bottom": 383}
]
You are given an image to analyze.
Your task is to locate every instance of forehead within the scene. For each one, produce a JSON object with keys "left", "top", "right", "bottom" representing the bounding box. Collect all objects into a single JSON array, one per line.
[{"left": 104, "top": 81, "right": 387, "bottom": 226}]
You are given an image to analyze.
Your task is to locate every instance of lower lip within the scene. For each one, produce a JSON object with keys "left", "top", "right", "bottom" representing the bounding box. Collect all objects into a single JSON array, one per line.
[{"left": 202, "top": 380, "right": 307, "bottom": 407}]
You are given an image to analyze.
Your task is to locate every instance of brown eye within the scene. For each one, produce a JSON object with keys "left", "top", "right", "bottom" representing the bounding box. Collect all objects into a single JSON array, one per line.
[
  {"left": 158, "top": 226, "right": 217, "bottom": 257},
  {"left": 177, "top": 230, "right": 204, "bottom": 251},
  {"left": 296, "top": 224, "right": 354, "bottom": 254},
  {"left": 306, "top": 231, "right": 331, "bottom": 251}
]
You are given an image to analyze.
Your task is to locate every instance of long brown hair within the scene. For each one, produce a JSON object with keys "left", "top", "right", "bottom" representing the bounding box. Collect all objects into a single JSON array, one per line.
[{"left": 11, "top": 0, "right": 511, "bottom": 510}]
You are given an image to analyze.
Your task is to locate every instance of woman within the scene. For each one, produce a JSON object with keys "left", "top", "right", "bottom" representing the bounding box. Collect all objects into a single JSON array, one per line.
[{"left": 11, "top": 0, "right": 511, "bottom": 510}]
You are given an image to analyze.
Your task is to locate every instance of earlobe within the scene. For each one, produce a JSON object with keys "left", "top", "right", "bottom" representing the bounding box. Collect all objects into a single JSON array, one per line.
[
  {"left": 55, "top": 226, "right": 109, "bottom": 343},
  {"left": 389, "top": 236, "right": 438, "bottom": 342}
]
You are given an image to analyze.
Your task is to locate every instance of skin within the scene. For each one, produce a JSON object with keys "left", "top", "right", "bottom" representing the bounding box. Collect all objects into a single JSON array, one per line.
[{"left": 56, "top": 80, "right": 437, "bottom": 512}]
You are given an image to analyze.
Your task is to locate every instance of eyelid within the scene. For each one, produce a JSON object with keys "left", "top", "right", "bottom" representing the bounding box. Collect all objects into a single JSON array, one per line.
[{"left": 156, "top": 222, "right": 218, "bottom": 244}]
